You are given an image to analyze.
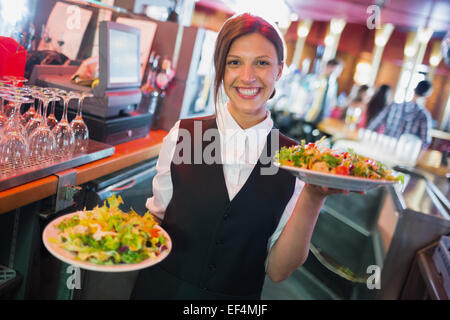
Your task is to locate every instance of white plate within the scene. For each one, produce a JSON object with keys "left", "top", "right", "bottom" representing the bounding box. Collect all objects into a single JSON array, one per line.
[
  {"left": 274, "top": 162, "right": 400, "bottom": 192},
  {"left": 42, "top": 212, "right": 172, "bottom": 272}
]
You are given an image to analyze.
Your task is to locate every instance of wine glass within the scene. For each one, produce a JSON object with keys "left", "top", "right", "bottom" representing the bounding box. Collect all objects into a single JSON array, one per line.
[
  {"left": 0, "top": 92, "right": 9, "bottom": 135},
  {"left": 0, "top": 82, "right": 15, "bottom": 117},
  {"left": 47, "top": 88, "right": 63, "bottom": 130},
  {"left": 3, "top": 89, "right": 31, "bottom": 134},
  {"left": 1, "top": 88, "right": 22, "bottom": 118},
  {"left": 53, "top": 90, "right": 76, "bottom": 156},
  {"left": 15, "top": 86, "right": 34, "bottom": 127},
  {"left": 28, "top": 93, "right": 60, "bottom": 160},
  {"left": 0, "top": 95, "right": 33, "bottom": 167},
  {"left": 1, "top": 76, "right": 28, "bottom": 87},
  {"left": 71, "top": 92, "right": 92, "bottom": 153},
  {"left": 1, "top": 86, "right": 31, "bottom": 124},
  {"left": 22, "top": 85, "right": 42, "bottom": 123},
  {"left": 25, "top": 89, "right": 45, "bottom": 137}
]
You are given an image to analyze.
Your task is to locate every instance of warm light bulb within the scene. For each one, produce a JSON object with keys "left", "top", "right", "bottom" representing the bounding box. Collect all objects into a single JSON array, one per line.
[
  {"left": 418, "top": 27, "right": 433, "bottom": 43},
  {"left": 330, "top": 19, "right": 346, "bottom": 34},
  {"left": 404, "top": 46, "right": 416, "bottom": 57},
  {"left": 354, "top": 62, "right": 371, "bottom": 85},
  {"left": 297, "top": 26, "right": 309, "bottom": 38},
  {"left": 324, "top": 35, "right": 334, "bottom": 46},
  {"left": 430, "top": 56, "right": 441, "bottom": 67},
  {"left": 375, "top": 36, "right": 387, "bottom": 47}
]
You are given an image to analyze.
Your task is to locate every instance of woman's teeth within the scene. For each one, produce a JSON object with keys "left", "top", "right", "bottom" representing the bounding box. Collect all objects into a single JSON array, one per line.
[{"left": 236, "top": 87, "right": 260, "bottom": 96}]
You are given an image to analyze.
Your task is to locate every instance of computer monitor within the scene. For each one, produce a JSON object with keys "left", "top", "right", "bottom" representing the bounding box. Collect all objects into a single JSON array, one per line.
[{"left": 98, "top": 21, "right": 141, "bottom": 92}]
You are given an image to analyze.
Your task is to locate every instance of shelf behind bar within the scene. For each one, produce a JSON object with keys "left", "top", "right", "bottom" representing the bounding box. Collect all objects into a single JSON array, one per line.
[{"left": 0, "top": 130, "right": 167, "bottom": 215}]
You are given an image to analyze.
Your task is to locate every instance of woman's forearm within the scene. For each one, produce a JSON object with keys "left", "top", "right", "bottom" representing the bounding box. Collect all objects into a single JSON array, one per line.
[{"left": 266, "top": 185, "right": 327, "bottom": 282}]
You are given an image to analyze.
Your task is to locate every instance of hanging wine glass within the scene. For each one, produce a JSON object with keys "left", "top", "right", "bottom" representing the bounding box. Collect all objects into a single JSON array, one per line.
[
  {"left": 0, "top": 92, "right": 9, "bottom": 135},
  {"left": 3, "top": 89, "right": 31, "bottom": 135},
  {"left": 71, "top": 91, "right": 92, "bottom": 153},
  {"left": 47, "top": 88, "right": 62, "bottom": 130},
  {"left": 15, "top": 86, "right": 34, "bottom": 127},
  {"left": 1, "top": 88, "right": 21, "bottom": 118},
  {"left": 53, "top": 90, "right": 76, "bottom": 156},
  {"left": 25, "top": 90, "right": 45, "bottom": 137},
  {"left": 28, "top": 93, "right": 60, "bottom": 160},
  {"left": 22, "top": 85, "right": 42, "bottom": 122},
  {"left": 1, "top": 76, "right": 28, "bottom": 88},
  {"left": 0, "top": 82, "right": 15, "bottom": 117},
  {"left": 0, "top": 95, "right": 33, "bottom": 168},
  {"left": 1, "top": 86, "right": 30, "bottom": 125}
]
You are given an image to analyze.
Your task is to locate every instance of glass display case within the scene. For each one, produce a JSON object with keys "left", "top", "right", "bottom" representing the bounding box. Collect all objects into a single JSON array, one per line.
[{"left": 262, "top": 167, "right": 450, "bottom": 300}]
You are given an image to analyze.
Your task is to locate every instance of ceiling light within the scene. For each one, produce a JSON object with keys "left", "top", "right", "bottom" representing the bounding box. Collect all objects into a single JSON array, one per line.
[
  {"left": 297, "top": 26, "right": 309, "bottom": 38},
  {"left": 404, "top": 46, "right": 416, "bottom": 57},
  {"left": 324, "top": 35, "right": 334, "bottom": 46},
  {"left": 430, "top": 56, "right": 441, "bottom": 67},
  {"left": 330, "top": 18, "right": 346, "bottom": 34}
]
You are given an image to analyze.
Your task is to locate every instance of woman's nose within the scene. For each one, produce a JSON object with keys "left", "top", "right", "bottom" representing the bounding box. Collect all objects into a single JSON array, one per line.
[{"left": 240, "top": 65, "right": 256, "bottom": 83}]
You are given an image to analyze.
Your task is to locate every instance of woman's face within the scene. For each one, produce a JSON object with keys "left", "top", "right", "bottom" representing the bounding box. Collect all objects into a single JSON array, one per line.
[{"left": 223, "top": 32, "right": 283, "bottom": 125}]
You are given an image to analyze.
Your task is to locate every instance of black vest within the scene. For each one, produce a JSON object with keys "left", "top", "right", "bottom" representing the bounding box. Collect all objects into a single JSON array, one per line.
[{"left": 133, "top": 116, "right": 298, "bottom": 299}]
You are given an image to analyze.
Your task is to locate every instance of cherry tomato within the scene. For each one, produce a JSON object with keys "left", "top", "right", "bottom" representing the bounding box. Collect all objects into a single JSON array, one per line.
[{"left": 335, "top": 165, "right": 350, "bottom": 175}]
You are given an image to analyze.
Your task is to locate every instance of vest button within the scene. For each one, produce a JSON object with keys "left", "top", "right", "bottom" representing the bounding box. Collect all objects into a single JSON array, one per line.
[
  {"left": 216, "top": 240, "right": 224, "bottom": 245},
  {"left": 209, "top": 264, "right": 216, "bottom": 271},
  {"left": 223, "top": 214, "right": 229, "bottom": 220}
]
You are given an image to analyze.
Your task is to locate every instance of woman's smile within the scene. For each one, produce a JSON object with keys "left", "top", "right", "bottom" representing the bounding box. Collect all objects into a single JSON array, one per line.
[{"left": 235, "top": 87, "right": 262, "bottom": 99}]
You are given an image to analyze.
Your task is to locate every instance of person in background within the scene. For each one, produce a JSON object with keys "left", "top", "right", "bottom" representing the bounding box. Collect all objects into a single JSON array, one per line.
[
  {"left": 367, "top": 80, "right": 434, "bottom": 147},
  {"left": 304, "top": 58, "right": 344, "bottom": 125},
  {"left": 365, "top": 84, "right": 392, "bottom": 126},
  {"left": 131, "top": 13, "right": 348, "bottom": 300},
  {"left": 343, "top": 84, "right": 370, "bottom": 129}
]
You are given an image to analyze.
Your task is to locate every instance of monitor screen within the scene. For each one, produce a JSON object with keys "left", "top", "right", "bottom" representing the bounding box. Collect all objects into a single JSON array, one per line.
[
  {"left": 98, "top": 21, "right": 141, "bottom": 92},
  {"left": 109, "top": 29, "right": 140, "bottom": 84}
]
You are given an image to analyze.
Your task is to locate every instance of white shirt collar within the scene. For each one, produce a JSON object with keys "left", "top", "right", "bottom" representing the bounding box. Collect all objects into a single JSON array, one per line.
[
  {"left": 216, "top": 102, "right": 273, "bottom": 165},
  {"left": 216, "top": 101, "right": 273, "bottom": 143}
]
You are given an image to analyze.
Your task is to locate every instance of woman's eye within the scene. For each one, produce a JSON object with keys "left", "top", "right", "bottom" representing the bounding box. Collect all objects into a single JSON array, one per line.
[
  {"left": 227, "top": 60, "right": 239, "bottom": 66},
  {"left": 257, "top": 60, "right": 270, "bottom": 66}
]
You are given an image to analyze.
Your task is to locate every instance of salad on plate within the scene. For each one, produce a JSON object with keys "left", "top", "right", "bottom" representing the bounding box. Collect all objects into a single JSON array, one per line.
[
  {"left": 48, "top": 195, "right": 169, "bottom": 266},
  {"left": 275, "top": 138, "right": 404, "bottom": 183}
]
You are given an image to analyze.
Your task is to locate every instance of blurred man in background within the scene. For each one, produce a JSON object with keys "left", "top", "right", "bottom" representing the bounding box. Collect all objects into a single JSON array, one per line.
[
  {"left": 367, "top": 80, "right": 434, "bottom": 147},
  {"left": 304, "top": 58, "right": 344, "bottom": 125}
]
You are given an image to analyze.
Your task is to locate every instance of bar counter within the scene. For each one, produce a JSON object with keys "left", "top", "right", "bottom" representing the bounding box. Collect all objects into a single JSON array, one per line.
[{"left": 0, "top": 130, "right": 167, "bottom": 215}]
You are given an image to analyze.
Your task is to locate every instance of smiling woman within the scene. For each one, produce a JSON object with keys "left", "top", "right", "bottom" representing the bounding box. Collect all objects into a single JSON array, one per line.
[{"left": 131, "top": 12, "right": 350, "bottom": 300}]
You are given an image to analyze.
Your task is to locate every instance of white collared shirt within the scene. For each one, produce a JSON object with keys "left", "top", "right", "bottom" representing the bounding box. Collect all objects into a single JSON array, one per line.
[{"left": 146, "top": 103, "right": 304, "bottom": 251}]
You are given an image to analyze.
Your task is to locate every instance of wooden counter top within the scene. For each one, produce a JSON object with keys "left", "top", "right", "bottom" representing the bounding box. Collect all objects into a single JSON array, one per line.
[
  {"left": 0, "top": 130, "right": 167, "bottom": 215},
  {"left": 317, "top": 118, "right": 359, "bottom": 141}
]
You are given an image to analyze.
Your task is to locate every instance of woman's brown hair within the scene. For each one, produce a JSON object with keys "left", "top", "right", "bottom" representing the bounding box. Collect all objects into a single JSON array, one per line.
[{"left": 213, "top": 13, "right": 285, "bottom": 106}]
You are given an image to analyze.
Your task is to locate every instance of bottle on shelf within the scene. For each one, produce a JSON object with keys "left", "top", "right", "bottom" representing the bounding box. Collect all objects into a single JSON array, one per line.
[{"left": 139, "top": 52, "right": 161, "bottom": 119}]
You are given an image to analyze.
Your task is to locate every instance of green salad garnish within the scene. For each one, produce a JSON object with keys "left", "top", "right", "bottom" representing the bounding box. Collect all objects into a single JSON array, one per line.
[{"left": 51, "top": 195, "right": 168, "bottom": 265}]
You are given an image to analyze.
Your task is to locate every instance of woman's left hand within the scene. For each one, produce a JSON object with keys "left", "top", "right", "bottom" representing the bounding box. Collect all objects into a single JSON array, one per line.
[{"left": 303, "top": 184, "right": 365, "bottom": 198}]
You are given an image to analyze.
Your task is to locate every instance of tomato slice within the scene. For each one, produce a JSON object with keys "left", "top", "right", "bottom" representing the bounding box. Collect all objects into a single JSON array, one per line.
[
  {"left": 150, "top": 228, "right": 160, "bottom": 238},
  {"left": 335, "top": 165, "right": 350, "bottom": 175}
]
